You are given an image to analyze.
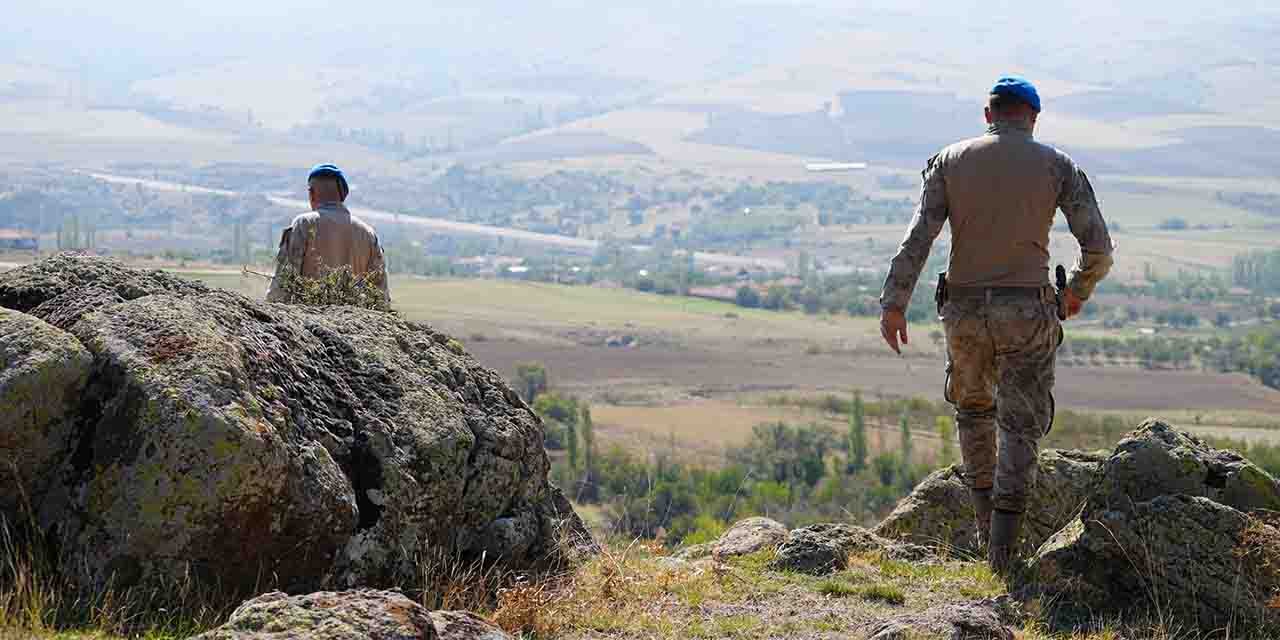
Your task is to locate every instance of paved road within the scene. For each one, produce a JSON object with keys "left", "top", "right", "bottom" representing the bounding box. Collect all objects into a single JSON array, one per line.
[{"left": 85, "top": 172, "right": 787, "bottom": 271}]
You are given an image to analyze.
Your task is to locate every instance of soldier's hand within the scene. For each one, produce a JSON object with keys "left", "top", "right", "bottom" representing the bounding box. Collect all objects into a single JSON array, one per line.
[
  {"left": 1063, "top": 289, "right": 1084, "bottom": 319},
  {"left": 880, "top": 309, "right": 909, "bottom": 355}
]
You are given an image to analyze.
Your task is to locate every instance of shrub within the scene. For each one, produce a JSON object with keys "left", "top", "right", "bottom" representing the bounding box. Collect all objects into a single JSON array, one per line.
[{"left": 269, "top": 263, "right": 390, "bottom": 311}]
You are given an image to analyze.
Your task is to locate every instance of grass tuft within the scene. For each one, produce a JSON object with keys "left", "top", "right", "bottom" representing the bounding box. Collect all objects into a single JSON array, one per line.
[
  {"left": 857, "top": 583, "right": 906, "bottom": 605},
  {"left": 815, "top": 579, "right": 859, "bottom": 598}
]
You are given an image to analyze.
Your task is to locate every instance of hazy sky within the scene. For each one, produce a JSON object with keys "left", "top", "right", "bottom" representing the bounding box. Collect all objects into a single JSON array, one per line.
[{"left": 4, "top": 1, "right": 1276, "bottom": 88}]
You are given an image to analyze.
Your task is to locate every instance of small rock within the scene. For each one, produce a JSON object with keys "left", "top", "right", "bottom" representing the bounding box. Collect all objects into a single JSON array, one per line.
[
  {"left": 655, "top": 557, "right": 689, "bottom": 571},
  {"left": 711, "top": 517, "right": 788, "bottom": 558},
  {"left": 192, "top": 589, "right": 439, "bottom": 640},
  {"left": 430, "top": 611, "right": 514, "bottom": 640},
  {"left": 865, "top": 600, "right": 1015, "bottom": 640},
  {"left": 674, "top": 542, "right": 713, "bottom": 561},
  {"left": 770, "top": 523, "right": 931, "bottom": 575}
]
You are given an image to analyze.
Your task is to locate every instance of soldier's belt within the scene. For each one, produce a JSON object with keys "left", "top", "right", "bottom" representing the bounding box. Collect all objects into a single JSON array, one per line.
[{"left": 946, "top": 285, "right": 1051, "bottom": 303}]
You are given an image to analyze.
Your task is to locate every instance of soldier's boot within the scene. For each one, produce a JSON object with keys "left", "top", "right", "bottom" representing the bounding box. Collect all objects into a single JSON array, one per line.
[
  {"left": 988, "top": 509, "right": 1023, "bottom": 576},
  {"left": 971, "top": 488, "right": 994, "bottom": 550}
]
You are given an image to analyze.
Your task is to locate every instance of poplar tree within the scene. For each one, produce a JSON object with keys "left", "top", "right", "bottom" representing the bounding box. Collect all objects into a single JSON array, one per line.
[
  {"left": 846, "top": 390, "right": 868, "bottom": 474},
  {"left": 899, "top": 411, "right": 914, "bottom": 490},
  {"left": 937, "top": 415, "right": 956, "bottom": 467}
]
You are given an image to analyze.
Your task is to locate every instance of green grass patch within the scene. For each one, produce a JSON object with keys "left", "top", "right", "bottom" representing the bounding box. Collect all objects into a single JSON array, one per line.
[
  {"left": 857, "top": 583, "right": 906, "bottom": 605},
  {"left": 815, "top": 579, "right": 860, "bottom": 598}
]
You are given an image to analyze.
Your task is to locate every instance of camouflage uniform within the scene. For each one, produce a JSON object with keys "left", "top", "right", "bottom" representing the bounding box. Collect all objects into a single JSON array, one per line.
[
  {"left": 266, "top": 202, "right": 391, "bottom": 304},
  {"left": 880, "top": 120, "right": 1113, "bottom": 513}
]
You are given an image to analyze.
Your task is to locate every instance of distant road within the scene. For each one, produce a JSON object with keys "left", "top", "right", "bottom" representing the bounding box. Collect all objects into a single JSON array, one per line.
[{"left": 84, "top": 172, "right": 787, "bottom": 272}]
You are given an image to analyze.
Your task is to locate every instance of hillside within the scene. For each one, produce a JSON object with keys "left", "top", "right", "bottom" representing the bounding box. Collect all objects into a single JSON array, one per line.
[{"left": 2, "top": 256, "right": 1277, "bottom": 640}]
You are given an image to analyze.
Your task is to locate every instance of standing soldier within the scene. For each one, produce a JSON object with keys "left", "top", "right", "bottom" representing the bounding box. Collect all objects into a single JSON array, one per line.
[
  {"left": 878, "top": 77, "right": 1114, "bottom": 573},
  {"left": 267, "top": 164, "right": 391, "bottom": 304}
]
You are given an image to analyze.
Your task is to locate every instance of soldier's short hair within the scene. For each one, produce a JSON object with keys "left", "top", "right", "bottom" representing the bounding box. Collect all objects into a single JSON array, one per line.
[
  {"left": 988, "top": 93, "right": 1035, "bottom": 116},
  {"left": 308, "top": 175, "right": 348, "bottom": 200}
]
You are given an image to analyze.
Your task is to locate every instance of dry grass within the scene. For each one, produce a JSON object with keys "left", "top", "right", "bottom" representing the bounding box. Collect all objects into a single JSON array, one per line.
[{"left": 0, "top": 521, "right": 233, "bottom": 640}]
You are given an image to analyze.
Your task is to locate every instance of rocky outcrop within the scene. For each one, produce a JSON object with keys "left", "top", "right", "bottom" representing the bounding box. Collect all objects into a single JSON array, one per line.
[
  {"left": 874, "top": 450, "right": 1103, "bottom": 557},
  {"left": 1026, "top": 420, "right": 1280, "bottom": 635},
  {"left": 0, "top": 255, "right": 590, "bottom": 594},
  {"left": 770, "top": 523, "right": 931, "bottom": 575},
  {"left": 710, "top": 517, "right": 788, "bottom": 558},
  {"left": 1089, "top": 419, "right": 1280, "bottom": 513},
  {"left": 0, "top": 308, "right": 93, "bottom": 524},
  {"left": 191, "top": 590, "right": 514, "bottom": 640},
  {"left": 865, "top": 598, "right": 1018, "bottom": 640}
]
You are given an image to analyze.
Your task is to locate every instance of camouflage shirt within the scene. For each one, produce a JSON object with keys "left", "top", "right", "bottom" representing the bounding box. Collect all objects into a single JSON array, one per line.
[
  {"left": 266, "top": 202, "right": 390, "bottom": 303},
  {"left": 880, "top": 121, "right": 1114, "bottom": 312}
]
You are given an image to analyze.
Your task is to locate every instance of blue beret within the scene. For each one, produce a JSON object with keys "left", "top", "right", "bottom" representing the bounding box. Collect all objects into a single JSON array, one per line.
[
  {"left": 308, "top": 163, "right": 349, "bottom": 192},
  {"left": 990, "top": 76, "right": 1041, "bottom": 113}
]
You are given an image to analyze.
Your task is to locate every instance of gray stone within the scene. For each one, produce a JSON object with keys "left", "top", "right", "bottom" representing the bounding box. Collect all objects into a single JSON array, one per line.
[
  {"left": 770, "top": 523, "right": 931, "bottom": 575},
  {"left": 674, "top": 542, "right": 713, "bottom": 561},
  {"left": 1023, "top": 420, "right": 1280, "bottom": 636},
  {"left": 1028, "top": 495, "right": 1280, "bottom": 636},
  {"left": 874, "top": 449, "right": 1103, "bottom": 557},
  {"left": 866, "top": 599, "right": 1016, "bottom": 640},
  {"left": 0, "top": 308, "right": 92, "bottom": 524},
  {"left": 192, "top": 589, "right": 438, "bottom": 640},
  {"left": 430, "top": 611, "right": 514, "bottom": 640},
  {"left": 1092, "top": 418, "right": 1280, "bottom": 515},
  {"left": 0, "top": 255, "right": 591, "bottom": 594},
  {"left": 710, "top": 517, "right": 788, "bottom": 558}
]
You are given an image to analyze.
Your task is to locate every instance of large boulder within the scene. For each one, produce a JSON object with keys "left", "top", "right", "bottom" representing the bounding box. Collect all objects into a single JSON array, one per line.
[
  {"left": 1091, "top": 419, "right": 1280, "bottom": 514},
  {"left": 0, "top": 255, "right": 590, "bottom": 593},
  {"left": 191, "top": 590, "right": 514, "bottom": 640},
  {"left": 0, "top": 308, "right": 93, "bottom": 524},
  {"left": 1026, "top": 421, "right": 1280, "bottom": 635},
  {"left": 1029, "top": 495, "right": 1280, "bottom": 635},
  {"left": 769, "top": 523, "right": 931, "bottom": 575},
  {"left": 874, "top": 450, "right": 1103, "bottom": 557}
]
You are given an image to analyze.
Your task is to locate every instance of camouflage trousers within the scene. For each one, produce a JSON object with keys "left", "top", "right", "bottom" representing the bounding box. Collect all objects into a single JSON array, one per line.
[{"left": 941, "top": 290, "right": 1063, "bottom": 513}]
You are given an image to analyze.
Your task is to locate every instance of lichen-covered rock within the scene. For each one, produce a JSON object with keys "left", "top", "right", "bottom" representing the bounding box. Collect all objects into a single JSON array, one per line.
[
  {"left": 865, "top": 599, "right": 1017, "bottom": 640},
  {"left": 710, "top": 517, "right": 788, "bottom": 558},
  {"left": 1024, "top": 421, "right": 1280, "bottom": 636},
  {"left": 874, "top": 450, "right": 1103, "bottom": 557},
  {"left": 769, "top": 523, "right": 931, "bottom": 575},
  {"left": 0, "top": 255, "right": 590, "bottom": 593},
  {"left": 1028, "top": 495, "right": 1280, "bottom": 635},
  {"left": 191, "top": 589, "right": 439, "bottom": 639},
  {"left": 0, "top": 253, "right": 208, "bottom": 317},
  {"left": 1092, "top": 418, "right": 1280, "bottom": 514},
  {"left": 0, "top": 308, "right": 92, "bottom": 523},
  {"left": 429, "top": 611, "right": 514, "bottom": 640}
]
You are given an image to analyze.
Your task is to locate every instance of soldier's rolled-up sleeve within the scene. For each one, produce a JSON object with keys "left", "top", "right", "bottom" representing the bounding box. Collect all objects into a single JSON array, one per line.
[
  {"left": 880, "top": 154, "right": 949, "bottom": 312},
  {"left": 1057, "top": 157, "right": 1114, "bottom": 300}
]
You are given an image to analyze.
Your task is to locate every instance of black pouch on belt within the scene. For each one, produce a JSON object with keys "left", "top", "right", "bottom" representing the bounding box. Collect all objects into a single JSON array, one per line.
[{"left": 935, "top": 271, "right": 948, "bottom": 316}]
